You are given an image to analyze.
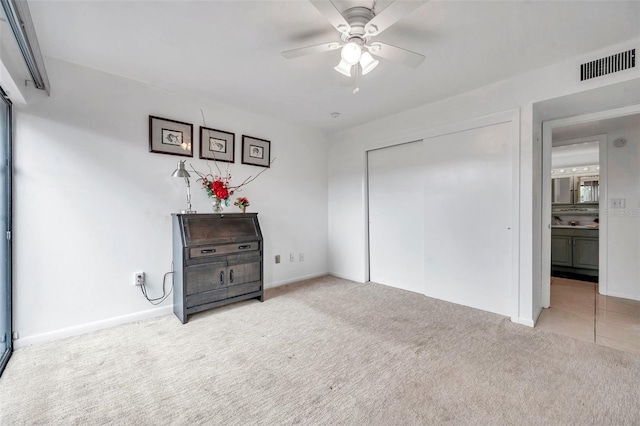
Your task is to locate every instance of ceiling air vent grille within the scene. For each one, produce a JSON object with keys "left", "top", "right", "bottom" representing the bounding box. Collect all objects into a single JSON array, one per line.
[{"left": 580, "top": 49, "right": 635, "bottom": 81}]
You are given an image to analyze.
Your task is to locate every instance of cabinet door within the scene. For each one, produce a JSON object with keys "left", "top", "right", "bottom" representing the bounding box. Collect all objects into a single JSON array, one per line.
[
  {"left": 551, "top": 236, "right": 572, "bottom": 266},
  {"left": 573, "top": 237, "right": 599, "bottom": 270},
  {"left": 185, "top": 261, "right": 227, "bottom": 295},
  {"left": 552, "top": 177, "right": 573, "bottom": 204},
  {"left": 228, "top": 261, "right": 261, "bottom": 286},
  {"left": 227, "top": 261, "right": 262, "bottom": 298}
]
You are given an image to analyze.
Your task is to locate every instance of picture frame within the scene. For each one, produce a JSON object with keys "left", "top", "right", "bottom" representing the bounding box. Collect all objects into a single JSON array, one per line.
[
  {"left": 241, "top": 135, "right": 271, "bottom": 168},
  {"left": 149, "top": 115, "right": 193, "bottom": 157},
  {"left": 199, "top": 126, "right": 235, "bottom": 163}
]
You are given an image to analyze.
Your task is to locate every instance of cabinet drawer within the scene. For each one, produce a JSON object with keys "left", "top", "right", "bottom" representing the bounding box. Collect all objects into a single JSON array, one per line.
[
  {"left": 227, "top": 282, "right": 262, "bottom": 299},
  {"left": 186, "top": 288, "right": 227, "bottom": 308},
  {"left": 189, "top": 241, "right": 259, "bottom": 259},
  {"left": 227, "top": 251, "right": 261, "bottom": 266},
  {"left": 185, "top": 262, "right": 227, "bottom": 295}
]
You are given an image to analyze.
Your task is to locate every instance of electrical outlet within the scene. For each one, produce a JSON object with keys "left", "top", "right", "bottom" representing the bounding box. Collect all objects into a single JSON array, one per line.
[
  {"left": 275, "top": 255, "right": 281, "bottom": 264},
  {"left": 134, "top": 272, "right": 145, "bottom": 286},
  {"left": 299, "top": 253, "right": 304, "bottom": 262},
  {"left": 290, "top": 253, "right": 295, "bottom": 262}
]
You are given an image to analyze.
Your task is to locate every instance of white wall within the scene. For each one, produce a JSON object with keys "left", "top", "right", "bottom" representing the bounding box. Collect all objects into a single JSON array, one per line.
[
  {"left": 604, "top": 121, "right": 640, "bottom": 300},
  {"left": 13, "top": 58, "right": 328, "bottom": 347},
  {"left": 327, "top": 38, "right": 640, "bottom": 326}
]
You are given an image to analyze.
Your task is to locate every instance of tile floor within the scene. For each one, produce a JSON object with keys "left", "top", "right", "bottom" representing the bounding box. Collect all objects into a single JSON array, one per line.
[{"left": 536, "top": 276, "right": 640, "bottom": 355}]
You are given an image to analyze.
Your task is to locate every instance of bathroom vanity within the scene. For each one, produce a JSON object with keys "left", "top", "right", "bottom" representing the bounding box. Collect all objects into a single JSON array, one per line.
[{"left": 551, "top": 226, "right": 599, "bottom": 277}]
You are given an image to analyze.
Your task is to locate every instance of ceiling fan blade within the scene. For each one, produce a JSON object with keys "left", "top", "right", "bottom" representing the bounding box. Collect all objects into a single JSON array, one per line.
[
  {"left": 368, "top": 42, "right": 425, "bottom": 68},
  {"left": 309, "top": 1, "right": 351, "bottom": 34},
  {"left": 282, "top": 42, "right": 341, "bottom": 59},
  {"left": 364, "top": 0, "right": 428, "bottom": 36}
]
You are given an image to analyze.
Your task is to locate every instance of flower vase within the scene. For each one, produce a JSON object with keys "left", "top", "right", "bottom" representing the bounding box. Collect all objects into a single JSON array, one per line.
[
  {"left": 213, "top": 198, "right": 223, "bottom": 213},
  {"left": 241, "top": 206, "right": 246, "bottom": 213}
]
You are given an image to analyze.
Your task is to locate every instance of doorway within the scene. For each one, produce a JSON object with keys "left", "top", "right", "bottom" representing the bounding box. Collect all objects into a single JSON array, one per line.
[
  {"left": 549, "top": 135, "right": 601, "bottom": 283},
  {"left": 539, "top": 107, "right": 640, "bottom": 353},
  {"left": 541, "top": 107, "right": 640, "bottom": 307}
]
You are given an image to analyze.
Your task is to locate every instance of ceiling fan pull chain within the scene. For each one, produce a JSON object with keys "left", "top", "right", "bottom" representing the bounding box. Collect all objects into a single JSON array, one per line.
[{"left": 353, "top": 65, "right": 360, "bottom": 94}]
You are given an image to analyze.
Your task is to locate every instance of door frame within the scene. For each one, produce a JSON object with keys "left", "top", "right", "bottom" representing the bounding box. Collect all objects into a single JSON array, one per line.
[
  {"left": 540, "top": 103, "right": 640, "bottom": 308},
  {"left": 0, "top": 86, "right": 12, "bottom": 376}
]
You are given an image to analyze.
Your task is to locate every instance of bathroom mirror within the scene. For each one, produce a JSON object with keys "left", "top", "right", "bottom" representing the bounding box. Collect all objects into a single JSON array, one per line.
[
  {"left": 576, "top": 175, "right": 599, "bottom": 203},
  {"left": 552, "top": 176, "right": 573, "bottom": 204}
]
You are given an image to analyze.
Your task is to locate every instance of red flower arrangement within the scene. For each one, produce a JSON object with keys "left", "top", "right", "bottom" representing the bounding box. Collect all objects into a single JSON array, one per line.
[
  {"left": 197, "top": 173, "right": 234, "bottom": 212},
  {"left": 191, "top": 164, "right": 268, "bottom": 213},
  {"left": 202, "top": 174, "right": 233, "bottom": 201},
  {"left": 234, "top": 197, "right": 250, "bottom": 212}
]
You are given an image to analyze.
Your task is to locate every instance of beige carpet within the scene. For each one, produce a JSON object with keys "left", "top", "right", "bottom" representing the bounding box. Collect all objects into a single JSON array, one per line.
[{"left": 1, "top": 276, "right": 639, "bottom": 425}]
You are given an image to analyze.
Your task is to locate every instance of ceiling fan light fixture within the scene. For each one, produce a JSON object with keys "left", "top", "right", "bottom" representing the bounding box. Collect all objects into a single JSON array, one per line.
[
  {"left": 334, "top": 59, "right": 352, "bottom": 77},
  {"left": 341, "top": 41, "right": 362, "bottom": 65},
  {"left": 368, "top": 43, "right": 382, "bottom": 54},
  {"left": 359, "top": 52, "right": 379, "bottom": 75}
]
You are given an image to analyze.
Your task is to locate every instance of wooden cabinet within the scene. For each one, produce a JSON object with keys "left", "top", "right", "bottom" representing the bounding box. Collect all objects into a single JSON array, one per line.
[
  {"left": 172, "top": 213, "right": 264, "bottom": 324},
  {"left": 551, "top": 227, "right": 598, "bottom": 277}
]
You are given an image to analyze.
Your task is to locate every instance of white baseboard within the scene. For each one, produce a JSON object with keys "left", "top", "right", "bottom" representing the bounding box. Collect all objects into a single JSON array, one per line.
[
  {"left": 265, "top": 271, "right": 330, "bottom": 289},
  {"left": 15, "top": 273, "right": 335, "bottom": 349},
  {"left": 602, "top": 290, "right": 640, "bottom": 302},
  {"left": 13, "top": 305, "right": 173, "bottom": 350},
  {"left": 326, "top": 271, "right": 364, "bottom": 283},
  {"left": 513, "top": 316, "right": 535, "bottom": 327}
]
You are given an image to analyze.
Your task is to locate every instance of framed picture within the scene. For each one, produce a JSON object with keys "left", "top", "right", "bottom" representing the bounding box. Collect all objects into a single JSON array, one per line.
[
  {"left": 241, "top": 135, "right": 271, "bottom": 167},
  {"left": 199, "top": 126, "right": 235, "bottom": 163},
  {"left": 149, "top": 115, "right": 193, "bottom": 157}
]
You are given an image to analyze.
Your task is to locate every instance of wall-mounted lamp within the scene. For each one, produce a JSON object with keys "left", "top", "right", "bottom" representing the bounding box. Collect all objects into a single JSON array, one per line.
[{"left": 171, "top": 160, "right": 196, "bottom": 214}]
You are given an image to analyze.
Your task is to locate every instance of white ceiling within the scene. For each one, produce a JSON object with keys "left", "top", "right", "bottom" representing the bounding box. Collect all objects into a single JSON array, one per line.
[
  {"left": 552, "top": 113, "right": 640, "bottom": 143},
  {"left": 551, "top": 113, "right": 639, "bottom": 167},
  {"left": 27, "top": 0, "right": 640, "bottom": 133}
]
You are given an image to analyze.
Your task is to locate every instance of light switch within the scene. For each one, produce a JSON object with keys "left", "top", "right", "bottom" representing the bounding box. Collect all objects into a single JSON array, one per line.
[{"left": 610, "top": 198, "right": 626, "bottom": 209}]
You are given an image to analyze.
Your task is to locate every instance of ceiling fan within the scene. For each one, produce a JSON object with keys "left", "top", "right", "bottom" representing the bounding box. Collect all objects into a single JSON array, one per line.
[{"left": 282, "top": 0, "right": 427, "bottom": 82}]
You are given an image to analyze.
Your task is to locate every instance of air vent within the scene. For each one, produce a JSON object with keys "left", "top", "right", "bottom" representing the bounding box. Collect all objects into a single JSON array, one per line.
[{"left": 580, "top": 49, "right": 635, "bottom": 82}]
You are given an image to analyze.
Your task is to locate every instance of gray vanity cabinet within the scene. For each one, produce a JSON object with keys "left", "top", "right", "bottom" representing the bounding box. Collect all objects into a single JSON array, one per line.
[
  {"left": 573, "top": 237, "right": 599, "bottom": 270},
  {"left": 551, "top": 236, "right": 572, "bottom": 267},
  {"left": 551, "top": 227, "right": 598, "bottom": 277},
  {"left": 172, "top": 213, "right": 264, "bottom": 324}
]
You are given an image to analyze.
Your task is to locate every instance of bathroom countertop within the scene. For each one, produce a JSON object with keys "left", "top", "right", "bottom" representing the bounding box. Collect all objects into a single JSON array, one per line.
[{"left": 552, "top": 225, "right": 599, "bottom": 229}]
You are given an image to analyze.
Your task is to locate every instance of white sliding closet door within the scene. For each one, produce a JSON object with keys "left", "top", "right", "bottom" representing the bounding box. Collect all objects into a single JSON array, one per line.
[
  {"left": 368, "top": 141, "right": 425, "bottom": 294},
  {"left": 422, "top": 122, "right": 513, "bottom": 316}
]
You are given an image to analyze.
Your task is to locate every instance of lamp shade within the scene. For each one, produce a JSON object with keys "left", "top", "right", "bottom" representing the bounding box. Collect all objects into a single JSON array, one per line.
[
  {"left": 359, "top": 52, "right": 379, "bottom": 75},
  {"left": 341, "top": 42, "right": 362, "bottom": 65},
  {"left": 334, "top": 59, "right": 352, "bottom": 77},
  {"left": 171, "top": 160, "right": 190, "bottom": 178}
]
